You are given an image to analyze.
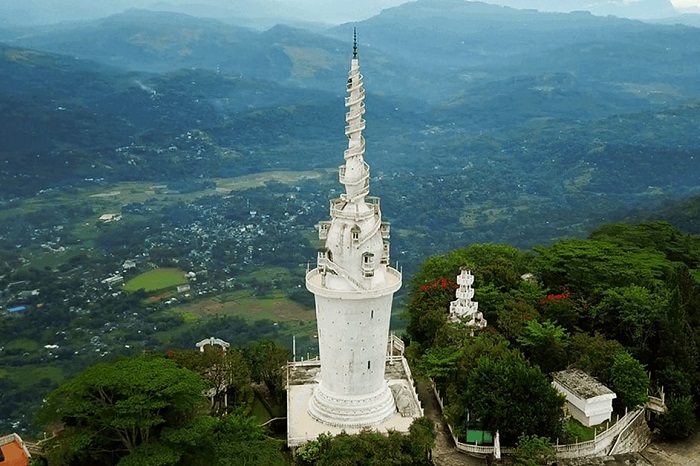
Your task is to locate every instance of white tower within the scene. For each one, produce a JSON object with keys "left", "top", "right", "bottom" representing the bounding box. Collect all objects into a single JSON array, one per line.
[
  {"left": 305, "top": 32, "right": 402, "bottom": 428},
  {"left": 449, "top": 267, "right": 487, "bottom": 331}
]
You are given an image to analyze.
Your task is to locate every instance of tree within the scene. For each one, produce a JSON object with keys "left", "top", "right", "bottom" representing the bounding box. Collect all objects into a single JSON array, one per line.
[
  {"left": 609, "top": 352, "right": 649, "bottom": 410},
  {"left": 245, "top": 340, "right": 289, "bottom": 403},
  {"left": 295, "top": 417, "right": 435, "bottom": 466},
  {"left": 533, "top": 239, "right": 668, "bottom": 298},
  {"left": 406, "top": 285, "right": 452, "bottom": 348},
  {"left": 517, "top": 319, "right": 568, "bottom": 374},
  {"left": 168, "top": 347, "right": 252, "bottom": 412},
  {"left": 567, "top": 332, "right": 624, "bottom": 384},
  {"left": 590, "top": 221, "right": 698, "bottom": 268},
  {"left": 592, "top": 285, "right": 666, "bottom": 352},
  {"left": 513, "top": 434, "right": 556, "bottom": 466},
  {"left": 660, "top": 396, "right": 697, "bottom": 440},
  {"left": 457, "top": 353, "right": 565, "bottom": 445},
  {"left": 207, "top": 410, "right": 286, "bottom": 466},
  {"left": 37, "top": 355, "right": 207, "bottom": 466}
]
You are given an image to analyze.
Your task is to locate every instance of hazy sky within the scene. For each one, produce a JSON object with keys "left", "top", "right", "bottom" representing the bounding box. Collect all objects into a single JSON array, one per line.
[{"left": 2, "top": 0, "right": 700, "bottom": 27}]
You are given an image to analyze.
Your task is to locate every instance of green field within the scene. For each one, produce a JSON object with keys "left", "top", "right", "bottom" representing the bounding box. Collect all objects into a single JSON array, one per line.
[{"left": 124, "top": 268, "right": 187, "bottom": 292}]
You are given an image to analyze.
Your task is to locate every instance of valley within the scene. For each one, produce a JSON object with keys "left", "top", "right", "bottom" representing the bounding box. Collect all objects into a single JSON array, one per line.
[{"left": 2, "top": 0, "right": 700, "bottom": 439}]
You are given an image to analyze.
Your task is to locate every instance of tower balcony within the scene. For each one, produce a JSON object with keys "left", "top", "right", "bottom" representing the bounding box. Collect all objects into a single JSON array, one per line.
[
  {"left": 380, "top": 222, "right": 390, "bottom": 239},
  {"left": 317, "top": 250, "right": 329, "bottom": 271},
  {"left": 317, "top": 221, "right": 332, "bottom": 241},
  {"left": 457, "top": 270, "right": 475, "bottom": 286},
  {"left": 456, "top": 288, "right": 475, "bottom": 300},
  {"left": 381, "top": 242, "right": 390, "bottom": 265},
  {"left": 330, "top": 196, "right": 380, "bottom": 221}
]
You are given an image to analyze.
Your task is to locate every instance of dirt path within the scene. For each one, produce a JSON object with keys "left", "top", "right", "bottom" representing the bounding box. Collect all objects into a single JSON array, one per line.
[
  {"left": 641, "top": 431, "right": 700, "bottom": 466},
  {"left": 417, "top": 380, "right": 487, "bottom": 466}
]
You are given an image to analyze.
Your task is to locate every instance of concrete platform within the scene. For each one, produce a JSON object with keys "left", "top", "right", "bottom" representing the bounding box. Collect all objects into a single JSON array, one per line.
[{"left": 286, "top": 356, "right": 423, "bottom": 447}]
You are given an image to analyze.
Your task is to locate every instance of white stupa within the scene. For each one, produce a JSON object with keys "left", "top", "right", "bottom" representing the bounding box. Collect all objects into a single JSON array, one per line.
[
  {"left": 286, "top": 32, "right": 422, "bottom": 446},
  {"left": 449, "top": 267, "right": 487, "bottom": 330}
]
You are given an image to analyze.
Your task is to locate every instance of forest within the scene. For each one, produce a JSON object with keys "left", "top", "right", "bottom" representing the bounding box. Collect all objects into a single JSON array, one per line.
[
  {"left": 407, "top": 221, "right": 700, "bottom": 447},
  {"left": 29, "top": 220, "right": 700, "bottom": 465}
]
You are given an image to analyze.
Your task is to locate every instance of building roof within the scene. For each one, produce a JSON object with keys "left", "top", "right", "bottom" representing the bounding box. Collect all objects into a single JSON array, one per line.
[
  {"left": 552, "top": 368, "right": 615, "bottom": 400},
  {"left": 6, "top": 306, "right": 26, "bottom": 314},
  {"left": 0, "top": 434, "right": 29, "bottom": 466}
]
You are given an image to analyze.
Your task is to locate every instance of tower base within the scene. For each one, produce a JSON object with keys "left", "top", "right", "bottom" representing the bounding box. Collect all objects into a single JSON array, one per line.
[{"left": 307, "top": 382, "right": 396, "bottom": 428}]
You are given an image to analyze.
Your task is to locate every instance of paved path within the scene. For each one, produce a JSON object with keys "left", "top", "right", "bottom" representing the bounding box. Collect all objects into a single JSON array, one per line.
[{"left": 417, "top": 380, "right": 487, "bottom": 466}]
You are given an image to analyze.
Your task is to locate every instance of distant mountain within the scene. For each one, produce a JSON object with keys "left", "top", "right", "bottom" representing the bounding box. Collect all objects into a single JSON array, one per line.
[
  {"left": 654, "top": 13, "right": 700, "bottom": 27},
  {"left": 483, "top": 0, "right": 678, "bottom": 19},
  {"left": 328, "top": 0, "right": 700, "bottom": 102},
  {"left": 6, "top": 10, "right": 357, "bottom": 91},
  {"left": 3, "top": 3, "right": 700, "bottom": 212}
]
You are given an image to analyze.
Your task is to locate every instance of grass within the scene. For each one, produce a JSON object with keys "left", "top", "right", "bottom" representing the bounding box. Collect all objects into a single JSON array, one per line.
[
  {"left": 174, "top": 291, "right": 315, "bottom": 323},
  {"left": 251, "top": 395, "right": 273, "bottom": 423},
  {"left": 9, "top": 365, "right": 65, "bottom": 388},
  {"left": 5, "top": 339, "right": 41, "bottom": 352},
  {"left": 563, "top": 418, "right": 597, "bottom": 443},
  {"left": 124, "top": 268, "right": 187, "bottom": 292}
]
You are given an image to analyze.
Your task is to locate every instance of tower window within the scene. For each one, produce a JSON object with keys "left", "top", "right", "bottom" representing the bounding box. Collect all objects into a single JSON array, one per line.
[
  {"left": 368, "top": 361, "right": 371, "bottom": 370},
  {"left": 371, "top": 310, "right": 374, "bottom": 319},
  {"left": 351, "top": 225, "right": 360, "bottom": 242},
  {"left": 362, "top": 252, "right": 375, "bottom": 277}
]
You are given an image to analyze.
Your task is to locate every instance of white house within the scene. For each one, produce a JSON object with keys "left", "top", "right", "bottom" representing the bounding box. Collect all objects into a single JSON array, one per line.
[{"left": 552, "top": 368, "right": 616, "bottom": 427}]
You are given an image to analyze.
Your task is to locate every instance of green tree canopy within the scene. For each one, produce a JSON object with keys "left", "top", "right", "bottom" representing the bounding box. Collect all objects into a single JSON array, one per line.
[
  {"left": 295, "top": 417, "right": 435, "bottom": 466},
  {"left": 513, "top": 434, "right": 556, "bottom": 466},
  {"left": 456, "top": 352, "right": 565, "bottom": 445},
  {"left": 517, "top": 319, "right": 568, "bottom": 374},
  {"left": 38, "top": 355, "right": 207, "bottom": 466},
  {"left": 245, "top": 340, "right": 289, "bottom": 403},
  {"left": 533, "top": 239, "right": 669, "bottom": 298},
  {"left": 609, "top": 352, "right": 649, "bottom": 410}
]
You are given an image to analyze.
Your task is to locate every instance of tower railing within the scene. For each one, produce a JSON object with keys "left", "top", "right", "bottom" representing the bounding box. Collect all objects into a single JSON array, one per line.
[
  {"left": 357, "top": 218, "right": 382, "bottom": 245},
  {"left": 345, "top": 86, "right": 365, "bottom": 107},
  {"left": 330, "top": 197, "right": 379, "bottom": 221},
  {"left": 343, "top": 135, "right": 366, "bottom": 160},
  {"left": 316, "top": 252, "right": 366, "bottom": 290},
  {"left": 345, "top": 100, "right": 366, "bottom": 121}
]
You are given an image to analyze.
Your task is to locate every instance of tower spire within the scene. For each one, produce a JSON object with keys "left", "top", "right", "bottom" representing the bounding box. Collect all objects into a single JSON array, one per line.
[
  {"left": 353, "top": 27, "right": 358, "bottom": 59},
  {"left": 341, "top": 32, "right": 368, "bottom": 204}
]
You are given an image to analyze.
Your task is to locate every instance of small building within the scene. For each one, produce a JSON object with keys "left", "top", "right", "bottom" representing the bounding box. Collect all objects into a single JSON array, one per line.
[
  {"left": 0, "top": 433, "right": 30, "bottom": 466},
  {"left": 101, "top": 275, "right": 124, "bottom": 287},
  {"left": 6, "top": 306, "right": 26, "bottom": 315},
  {"left": 98, "top": 213, "right": 122, "bottom": 223},
  {"left": 552, "top": 368, "right": 616, "bottom": 427}
]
